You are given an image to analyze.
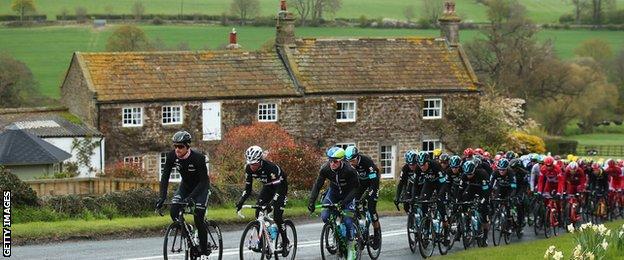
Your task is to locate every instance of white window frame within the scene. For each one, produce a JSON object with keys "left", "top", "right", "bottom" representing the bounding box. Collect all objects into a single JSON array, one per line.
[
  {"left": 336, "top": 100, "right": 356, "bottom": 122},
  {"left": 423, "top": 98, "right": 442, "bottom": 119},
  {"left": 159, "top": 153, "right": 181, "bottom": 182},
  {"left": 257, "top": 103, "right": 278, "bottom": 122},
  {"left": 335, "top": 142, "right": 356, "bottom": 150},
  {"left": 379, "top": 145, "right": 396, "bottom": 179},
  {"left": 162, "top": 105, "right": 183, "bottom": 125},
  {"left": 122, "top": 107, "right": 143, "bottom": 127},
  {"left": 421, "top": 139, "right": 443, "bottom": 154},
  {"left": 123, "top": 156, "right": 144, "bottom": 169}
]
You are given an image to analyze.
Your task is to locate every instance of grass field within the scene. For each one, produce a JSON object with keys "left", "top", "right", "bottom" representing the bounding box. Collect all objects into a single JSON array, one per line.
[
  {"left": 1, "top": 24, "right": 623, "bottom": 98},
  {"left": 430, "top": 219, "right": 624, "bottom": 260},
  {"left": 3, "top": 0, "right": 622, "bottom": 23}
]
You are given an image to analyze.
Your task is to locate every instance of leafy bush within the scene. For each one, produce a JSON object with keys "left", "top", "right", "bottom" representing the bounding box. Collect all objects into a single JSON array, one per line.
[
  {"left": 505, "top": 131, "right": 546, "bottom": 154},
  {"left": 0, "top": 166, "right": 40, "bottom": 207},
  {"left": 543, "top": 137, "right": 578, "bottom": 156},
  {"left": 269, "top": 145, "right": 322, "bottom": 190},
  {"left": 378, "top": 180, "right": 397, "bottom": 202},
  {"left": 98, "top": 188, "right": 158, "bottom": 217},
  {"left": 42, "top": 194, "right": 84, "bottom": 216},
  {"left": 105, "top": 161, "right": 148, "bottom": 179},
  {"left": 12, "top": 206, "right": 69, "bottom": 223},
  {"left": 559, "top": 14, "right": 574, "bottom": 24}
]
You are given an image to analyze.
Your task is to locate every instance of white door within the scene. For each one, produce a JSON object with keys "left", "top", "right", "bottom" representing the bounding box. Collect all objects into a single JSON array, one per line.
[
  {"left": 202, "top": 102, "right": 221, "bottom": 141},
  {"left": 380, "top": 145, "right": 396, "bottom": 179}
]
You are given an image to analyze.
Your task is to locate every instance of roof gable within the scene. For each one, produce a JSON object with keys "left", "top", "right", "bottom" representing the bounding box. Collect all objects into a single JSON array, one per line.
[
  {"left": 0, "top": 129, "right": 72, "bottom": 165},
  {"left": 0, "top": 108, "right": 102, "bottom": 138}
]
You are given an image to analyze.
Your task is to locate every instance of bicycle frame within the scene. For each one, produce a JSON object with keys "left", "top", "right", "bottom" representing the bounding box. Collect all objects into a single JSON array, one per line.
[
  {"left": 317, "top": 203, "right": 354, "bottom": 256},
  {"left": 238, "top": 204, "right": 277, "bottom": 256}
]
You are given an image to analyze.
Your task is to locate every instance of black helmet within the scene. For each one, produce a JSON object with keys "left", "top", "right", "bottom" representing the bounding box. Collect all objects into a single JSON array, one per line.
[
  {"left": 417, "top": 151, "right": 429, "bottom": 166},
  {"left": 505, "top": 151, "right": 516, "bottom": 160},
  {"left": 172, "top": 131, "right": 191, "bottom": 145},
  {"left": 449, "top": 155, "right": 462, "bottom": 168},
  {"left": 439, "top": 153, "right": 450, "bottom": 163},
  {"left": 463, "top": 160, "right": 476, "bottom": 175}
]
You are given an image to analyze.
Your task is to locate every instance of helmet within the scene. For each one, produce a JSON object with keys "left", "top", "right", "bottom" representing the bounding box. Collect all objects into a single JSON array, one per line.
[
  {"left": 530, "top": 153, "right": 539, "bottom": 162},
  {"left": 591, "top": 162, "right": 601, "bottom": 170},
  {"left": 510, "top": 158, "right": 523, "bottom": 169},
  {"left": 544, "top": 156, "right": 555, "bottom": 166},
  {"left": 577, "top": 158, "right": 586, "bottom": 167},
  {"left": 497, "top": 158, "right": 510, "bottom": 170},
  {"left": 483, "top": 151, "right": 491, "bottom": 159},
  {"left": 463, "top": 160, "right": 476, "bottom": 175},
  {"left": 618, "top": 159, "right": 623, "bottom": 167},
  {"left": 505, "top": 151, "right": 516, "bottom": 160},
  {"left": 432, "top": 148, "right": 442, "bottom": 158},
  {"left": 345, "top": 146, "right": 359, "bottom": 160},
  {"left": 417, "top": 151, "right": 430, "bottom": 166},
  {"left": 474, "top": 148, "right": 484, "bottom": 155},
  {"left": 538, "top": 155, "right": 545, "bottom": 164},
  {"left": 326, "top": 147, "right": 345, "bottom": 160},
  {"left": 566, "top": 154, "right": 575, "bottom": 161},
  {"left": 404, "top": 150, "right": 418, "bottom": 164},
  {"left": 606, "top": 158, "right": 616, "bottom": 168},
  {"left": 439, "top": 153, "right": 450, "bottom": 163},
  {"left": 172, "top": 131, "right": 191, "bottom": 145},
  {"left": 449, "top": 155, "right": 462, "bottom": 168},
  {"left": 245, "top": 145, "right": 263, "bottom": 164},
  {"left": 494, "top": 154, "right": 502, "bottom": 161},
  {"left": 567, "top": 161, "right": 578, "bottom": 171},
  {"left": 463, "top": 148, "right": 474, "bottom": 158},
  {"left": 473, "top": 156, "right": 482, "bottom": 166}
]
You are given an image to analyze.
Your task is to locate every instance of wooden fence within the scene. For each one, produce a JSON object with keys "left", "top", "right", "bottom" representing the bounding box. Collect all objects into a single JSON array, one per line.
[
  {"left": 24, "top": 177, "right": 159, "bottom": 196},
  {"left": 577, "top": 145, "right": 624, "bottom": 157}
]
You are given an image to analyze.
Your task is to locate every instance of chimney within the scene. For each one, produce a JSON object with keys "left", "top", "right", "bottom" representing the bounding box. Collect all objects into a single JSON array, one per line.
[
  {"left": 226, "top": 28, "right": 241, "bottom": 50},
  {"left": 275, "top": 0, "right": 295, "bottom": 47},
  {"left": 438, "top": 1, "right": 461, "bottom": 45}
]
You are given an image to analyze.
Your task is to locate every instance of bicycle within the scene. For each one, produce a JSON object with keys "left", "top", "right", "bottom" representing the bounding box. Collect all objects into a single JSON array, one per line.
[
  {"left": 355, "top": 194, "right": 381, "bottom": 259},
  {"left": 398, "top": 198, "right": 421, "bottom": 254},
  {"left": 587, "top": 191, "right": 609, "bottom": 223},
  {"left": 238, "top": 204, "right": 297, "bottom": 260},
  {"left": 490, "top": 197, "right": 521, "bottom": 246},
  {"left": 158, "top": 202, "right": 223, "bottom": 260},
  {"left": 532, "top": 193, "right": 546, "bottom": 236},
  {"left": 456, "top": 197, "right": 486, "bottom": 249},
  {"left": 542, "top": 192, "right": 560, "bottom": 238},
  {"left": 317, "top": 203, "right": 363, "bottom": 260},
  {"left": 608, "top": 190, "right": 624, "bottom": 220},
  {"left": 562, "top": 192, "right": 583, "bottom": 231},
  {"left": 417, "top": 198, "right": 450, "bottom": 258}
]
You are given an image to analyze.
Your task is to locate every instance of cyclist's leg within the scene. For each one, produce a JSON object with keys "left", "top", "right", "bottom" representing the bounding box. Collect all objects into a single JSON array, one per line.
[
  {"left": 343, "top": 198, "right": 356, "bottom": 241},
  {"left": 255, "top": 185, "right": 273, "bottom": 218},
  {"left": 193, "top": 188, "right": 210, "bottom": 255},
  {"left": 420, "top": 181, "right": 435, "bottom": 214},
  {"left": 170, "top": 185, "right": 190, "bottom": 222},
  {"left": 321, "top": 188, "right": 336, "bottom": 224},
  {"left": 273, "top": 181, "right": 289, "bottom": 246}
]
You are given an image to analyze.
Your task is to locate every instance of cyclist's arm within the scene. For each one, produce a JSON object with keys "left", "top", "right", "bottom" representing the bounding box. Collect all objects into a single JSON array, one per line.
[
  {"left": 159, "top": 152, "right": 175, "bottom": 199},
  {"left": 273, "top": 166, "right": 287, "bottom": 203},
  {"left": 341, "top": 170, "right": 360, "bottom": 207},
  {"left": 188, "top": 154, "right": 209, "bottom": 199},
  {"left": 236, "top": 170, "right": 253, "bottom": 207},
  {"left": 308, "top": 171, "right": 326, "bottom": 205},
  {"left": 395, "top": 168, "right": 408, "bottom": 201}
]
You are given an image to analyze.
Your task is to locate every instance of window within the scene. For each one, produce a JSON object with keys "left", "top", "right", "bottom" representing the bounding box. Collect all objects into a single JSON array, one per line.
[
  {"left": 123, "top": 156, "right": 143, "bottom": 169},
  {"left": 258, "top": 103, "right": 278, "bottom": 122},
  {"left": 122, "top": 107, "right": 143, "bottom": 127},
  {"left": 160, "top": 153, "right": 181, "bottom": 182},
  {"left": 422, "top": 140, "right": 443, "bottom": 154},
  {"left": 336, "top": 101, "right": 356, "bottom": 122},
  {"left": 423, "top": 98, "right": 442, "bottom": 119},
  {"left": 162, "top": 106, "right": 183, "bottom": 125},
  {"left": 335, "top": 143, "right": 356, "bottom": 150},
  {"left": 380, "top": 145, "right": 396, "bottom": 179}
]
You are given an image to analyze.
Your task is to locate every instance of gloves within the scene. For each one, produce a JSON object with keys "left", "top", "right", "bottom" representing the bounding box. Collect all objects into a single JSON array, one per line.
[
  {"left": 183, "top": 197, "right": 195, "bottom": 205},
  {"left": 155, "top": 197, "right": 166, "bottom": 210},
  {"left": 307, "top": 203, "right": 315, "bottom": 213}
]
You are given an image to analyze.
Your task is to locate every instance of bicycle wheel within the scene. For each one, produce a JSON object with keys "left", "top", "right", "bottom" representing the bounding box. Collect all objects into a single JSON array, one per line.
[
  {"left": 239, "top": 221, "right": 265, "bottom": 260},
  {"left": 544, "top": 206, "right": 552, "bottom": 239},
  {"left": 491, "top": 211, "right": 503, "bottom": 246},
  {"left": 274, "top": 220, "right": 297, "bottom": 260},
  {"left": 460, "top": 215, "right": 473, "bottom": 250},
  {"left": 365, "top": 224, "right": 381, "bottom": 260},
  {"left": 533, "top": 205, "right": 544, "bottom": 236},
  {"left": 406, "top": 212, "right": 418, "bottom": 253},
  {"left": 320, "top": 223, "right": 338, "bottom": 259},
  {"left": 164, "top": 223, "right": 189, "bottom": 260},
  {"left": 205, "top": 220, "right": 223, "bottom": 260},
  {"left": 418, "top": 216, "right": 435, "bottom": 258},
  {"left": 349, "top": 222, "right": 364, "bottom": 260},
  {"left": 551, "top": 208, "right": 559, "bottom": 237},
  {"left": 562, "top": 203, "right": 572, "bottom": 231},
  {"left": 443, "top": 213, "right": 458, "bottom": 253}
]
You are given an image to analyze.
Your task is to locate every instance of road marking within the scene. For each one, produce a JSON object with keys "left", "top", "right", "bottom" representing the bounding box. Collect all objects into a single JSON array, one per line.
[{"left": 125, "top": 229, "right": 407, "bottom": 260}]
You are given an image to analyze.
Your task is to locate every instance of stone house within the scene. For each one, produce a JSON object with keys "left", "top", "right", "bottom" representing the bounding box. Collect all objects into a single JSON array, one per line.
[{"left": 60, "top": 2, "right": 480, "bottom": 181}]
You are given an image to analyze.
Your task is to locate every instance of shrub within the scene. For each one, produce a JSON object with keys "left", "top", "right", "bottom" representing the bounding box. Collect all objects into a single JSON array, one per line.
[
  {"left": 152, "top": 16, "right": 164, "bottom": 25},
  {"left": 559, "top": 13, "right": 574, "bottom": 24},
  {"left": 105, "top": 161, "right": 148, "bottom": 179},
  {"left": 378, "top": 180, "right": 397, "bottom": 202},
  {"left": 12, "top": 206, "right": 68, "bottom": 223},
  {"left": 267, "top": 145, "right": 322, "bottom": 191},
  {"left": 98, "top": 188, "right": 159, "bottom": 217},
  {"left": 42, "top": 194, "right": 84, "bottom": 216},
  {"left": 0, "top": 166, "right": 40, "bottom": 207},
  {"left": 543, "top": 137, "right": 578, "bottom": 156},
  {"left": 505, "top": 131, "right": 546, "bottom": 154}
]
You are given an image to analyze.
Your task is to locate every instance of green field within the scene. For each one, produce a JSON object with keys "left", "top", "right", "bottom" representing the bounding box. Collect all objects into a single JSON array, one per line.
[
  {"left": 567, "top": 134, "right": 624, "bottom": 146},
  {"left": 1, "top": 0, "right": 623, "bottom": 23},
  {"left": 1, "top": 24, "right": 623, "bottom": 98}
]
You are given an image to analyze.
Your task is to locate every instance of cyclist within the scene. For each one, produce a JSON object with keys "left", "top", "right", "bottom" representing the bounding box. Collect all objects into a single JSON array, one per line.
[
  {"left": 416, "top": 151, "right": 449, "bottom": 224},
  {"left": 445, "top": 155, "right": 464, "bottom": 202},
  {"left": 439, "top": 153, "right": 451, "bottom": 172},
  {"left": 156, "top": 131, "right": 211, "bottom": 257},
  {"left": 490, "top": 159, "right": 518, "bottom": 224},
  {"left": 536, "top": 156, "right": 564, "bottom": 220},
  {"left": 345, "top": 145, "right": 381, "bottom": 248},
  {"left": 587, "top": 162, "right": 610, "bottom": 216},
  {"left": 235, "top": 145, "right": 290, "bottom": 252},
  {"left": 509, "top": 158, "right": 530, "bottom": 228},
  {"left": 563, "top": 161, "right": 587, "bottom": 196},
  {"left": 459, "top": 160, "right": 491, "bottom": 246},
  {"left": 529, "top": 155, "right": 544, "bottom": 192},
  {"left": 395, "top": 150, "right": 421, "bottom": 213},
  {"left": 308, "top": 147, "right": 360, "bottom": 258},
  {"left": 605, "top": 159, "right": 622, "bottom": 202}
]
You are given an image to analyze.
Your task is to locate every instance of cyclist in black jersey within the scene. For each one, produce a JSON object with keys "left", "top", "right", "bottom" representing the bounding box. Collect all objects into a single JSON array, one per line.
[
  {"left": 235, "top": 145, "right": 290, "bottom": 250},
  {"left": 345, "top": 145, "right": 381, "bottom": 248},
  {"left": 395, "top": 150, "right": 420, "bottom": 212},
  {"left": 416, "top": 151, "right": 449, "bottom": 221},
  {"left": 445, "top": 155, "right": 463, "bottom": 202},
  {"left": 156, "top": 131, "right": 211, "bottom": 257}
]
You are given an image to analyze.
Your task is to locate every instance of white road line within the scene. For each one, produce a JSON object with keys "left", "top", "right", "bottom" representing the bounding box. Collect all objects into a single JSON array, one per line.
[{"left": 124, "top": 229, "right": 407, "bottom": 260}]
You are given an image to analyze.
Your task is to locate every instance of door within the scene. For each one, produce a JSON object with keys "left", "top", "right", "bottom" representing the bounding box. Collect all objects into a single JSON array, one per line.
[{"left": 202, "top": 102, "right": 221, "bottom": 141}]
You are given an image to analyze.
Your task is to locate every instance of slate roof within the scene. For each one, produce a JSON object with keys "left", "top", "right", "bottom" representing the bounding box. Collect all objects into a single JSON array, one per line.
[
  {"left": 75, "top": 50, "right": 300, "bottom": 103},
  {"left": 0, "top": 128, "right": 72, "bottom": 166},
  {"left": 0, "top": 108, "right": 102, "bottom": 138},
  {"left": 287, "top": 37, "right": 479, "bottom": 94}
]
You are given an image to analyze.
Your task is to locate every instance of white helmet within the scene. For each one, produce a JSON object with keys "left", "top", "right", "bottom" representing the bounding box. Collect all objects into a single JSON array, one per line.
[{"left": 245, "top": 146, "right": 263, "bottom": 164}]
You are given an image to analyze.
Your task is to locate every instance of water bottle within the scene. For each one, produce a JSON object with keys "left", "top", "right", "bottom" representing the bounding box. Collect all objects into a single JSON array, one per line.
[
  {"left": 269, "top": 224, "right": 278, "bottom": 240},
  {"left": 339, "top": 223, "right": 347, "bottom": 238},
  {"left": 193, "top": 229, "right": 200, "bottom": 245},
  {"left": 433, "top": 218, "right": 441, "bottom": 234},
  {"left": 358, "top": 218, "right": 366, "bottom": 233}
]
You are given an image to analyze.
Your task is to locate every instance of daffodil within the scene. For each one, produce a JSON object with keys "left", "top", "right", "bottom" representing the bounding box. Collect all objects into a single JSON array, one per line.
[
  {"left": 553, "top": 250, "right": 563, "bottom": 260},
  {"left": 568, "top": 223, "right": 575, "bottom": 233},
  {"left": 586, "top": 252, "right": 595, "bottom": 260},
  {"left": 601, "top": 239, "right": 608, "bottom": 250}
]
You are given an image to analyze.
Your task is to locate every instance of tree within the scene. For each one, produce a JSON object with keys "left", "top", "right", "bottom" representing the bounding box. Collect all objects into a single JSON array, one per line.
[
  {"left": 309, "top": 0, "right": 342, "bottom": 25},
  {"left": 289, "top": 0, "right": 312, "bottom": 26},
  {"left": 422, "top": 0, "right": 443, "bottom": 24},
  {"left": 574, "top": 38, "right": 612, "bottom": 65},
  {"left": 567, "top": 0, "right": 589, "bottom": 24},
  {"left": 230, "top": 0, "right": 260, "bottom": 25},
  {"left": 403, "top": 5, "right": 415, "bottom": 22},
  {"left": 11, "top": 0, "right": 36, "bottom": 21},
  {"left": 59, "top": 7, "right": 69, "bottom": 20},
  {"left": 75, "top": 6, "right": 88, "bottom": 23},
  {"left": 0, "top": 54, "right": 39, "bottom": 108},
  {"left": 132, "top": 1, "right": 145, "bottom": 21},
  {"left": 106, "top": 25, "right": 151, "bottom": 52},
  {"left": 611, "top": 50, "right": 624, "bottom": 111}
]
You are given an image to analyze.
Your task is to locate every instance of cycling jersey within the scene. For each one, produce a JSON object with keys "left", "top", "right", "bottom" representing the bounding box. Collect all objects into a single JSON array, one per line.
[
  {"left": 309, "top": 161, "right": 360, "bottom": 208},
  {"left": 537, "top": 165, "right": 564, "bottom": 195},
  {"left": 160, "top": 149, "right": 210, "bottom": 204}
]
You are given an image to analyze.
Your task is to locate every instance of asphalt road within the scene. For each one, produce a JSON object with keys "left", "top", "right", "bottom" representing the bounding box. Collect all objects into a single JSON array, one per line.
[{"left": 14, "top": 214, "right": 550, "bottom": 260}]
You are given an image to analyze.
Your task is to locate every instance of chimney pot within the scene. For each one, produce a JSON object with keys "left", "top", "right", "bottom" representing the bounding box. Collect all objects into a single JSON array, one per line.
[
  {"left": 280, "top": 0, "right": 287, "bottom": 11},
  {"left": 226, "top": 28, "right": 241, "bottom": 50}
]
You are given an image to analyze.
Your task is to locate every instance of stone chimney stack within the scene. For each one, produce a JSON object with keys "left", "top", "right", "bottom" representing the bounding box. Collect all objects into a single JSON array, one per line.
[
  {"left": 226, "top": 28, "right": 241, "bottom": 50},
  {"left": 438, "top": 1, "right": 461, "bottom": 45},
  {"left": 275, "top": 0, "right": 296, "bottom": 47}
]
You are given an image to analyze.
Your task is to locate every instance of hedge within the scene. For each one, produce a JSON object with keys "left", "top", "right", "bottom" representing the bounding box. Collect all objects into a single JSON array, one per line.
[
  {"left": 543, "top": 137, "right": 578, "bottom": 156},
  {"left": 0, "top": 15, "right": 47, "bottom": 21}
]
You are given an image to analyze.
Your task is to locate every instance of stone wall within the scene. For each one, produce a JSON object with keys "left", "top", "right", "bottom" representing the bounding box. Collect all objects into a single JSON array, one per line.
[{"left": 60, "top": 56, "right": 97, "bottom": 127}]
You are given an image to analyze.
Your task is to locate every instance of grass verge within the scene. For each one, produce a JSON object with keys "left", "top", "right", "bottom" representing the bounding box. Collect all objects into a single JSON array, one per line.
[{"left": 431, "top": 219, "right": 624, "bottom": 260}]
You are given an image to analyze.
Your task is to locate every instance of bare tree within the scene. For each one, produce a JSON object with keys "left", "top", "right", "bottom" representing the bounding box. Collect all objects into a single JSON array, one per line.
[
  {"left": 11, "top": 0, "right": 36, "bottom": 21},
  {"left": 404, "top": 5, "right": 415, "bottom": 22},
  {"left": 132, "top": 1, "right": 145, "bottom": 21},
  {"left": 567, "top": 0, "right": 589, "bottom": 24},
  {"left": 310, "top": 0, "right": 341, "bottom": 25},
  {"left": 422, "top": 0, "right": 443, "bottom": 24},
  {"left": 75, "top": 6, "right": 88, "bottom": 23},
  {"left": 106, "top": 25, "right": 151, "bottom": 52},
  {"left": 289, "top": 0, "right": 312, "bottom": 26},
  {"left": 230, "top": 0, "right": 260, "bottom": 25}
]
